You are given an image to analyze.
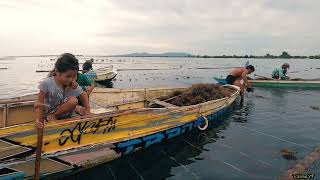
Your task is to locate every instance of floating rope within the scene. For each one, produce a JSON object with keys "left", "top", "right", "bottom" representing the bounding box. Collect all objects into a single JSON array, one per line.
[{"left": 237, "top": 125, "right": 312, "bottom": 150}]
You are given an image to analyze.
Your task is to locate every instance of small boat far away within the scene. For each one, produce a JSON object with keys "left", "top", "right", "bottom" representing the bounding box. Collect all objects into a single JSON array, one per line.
[{"left": 84, "top": 66, "right": 118, "bottom": 84}]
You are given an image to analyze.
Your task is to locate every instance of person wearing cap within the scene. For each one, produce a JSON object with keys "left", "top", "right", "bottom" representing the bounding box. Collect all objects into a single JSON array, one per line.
[
  {"left": 271, "top": 63, "right": 290, "bottom": 80},
  {"left": 82, "top": 60, "right": 93, "bottom": 73}
]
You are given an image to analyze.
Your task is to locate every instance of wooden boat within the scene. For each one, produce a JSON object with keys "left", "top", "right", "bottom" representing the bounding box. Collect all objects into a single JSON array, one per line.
[
  {"left": 0, "top": 85, "right": 239, "bottom": 179},
  {"left": 36, "top": 67, "right": 117, "bottom": 83},
  {"left": 85, "top": 66, "right": 117, "bottom": 83},
  {"left": 214, "top": 77, "right": 320, "bottom": 89}
]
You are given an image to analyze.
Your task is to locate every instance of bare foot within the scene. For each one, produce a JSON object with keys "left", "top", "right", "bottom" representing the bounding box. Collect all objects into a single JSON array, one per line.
[
  {"left": 47, "top": 114, "right": 57, "bottom": 121},
  {"left": 75, "top": 105, "right": 85, "bottom": 116}
]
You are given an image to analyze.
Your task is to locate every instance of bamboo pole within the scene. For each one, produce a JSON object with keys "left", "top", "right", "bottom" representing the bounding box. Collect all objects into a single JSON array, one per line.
[{"left": 278, "top": 145, "right": 320, "bottom": 180}]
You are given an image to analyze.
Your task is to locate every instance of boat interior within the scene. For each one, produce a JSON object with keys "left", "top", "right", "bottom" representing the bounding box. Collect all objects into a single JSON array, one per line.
[{"left": 0, "top": 87, "right": 189, "bottom": 128}]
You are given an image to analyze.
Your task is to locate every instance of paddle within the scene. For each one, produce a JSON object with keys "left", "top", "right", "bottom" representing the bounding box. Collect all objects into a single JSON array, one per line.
[
  {"left": 34, "top": 117, "right": 44, "bottom": 180},
  {"left": 34, "top": 103, "right": 50, "bottom": 180}
]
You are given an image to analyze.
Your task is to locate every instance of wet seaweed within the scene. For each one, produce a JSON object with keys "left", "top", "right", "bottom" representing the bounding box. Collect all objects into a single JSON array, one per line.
[
  {"left": 280, "top": 147, "right": 298, "bottom": 160},
  {"left": 159, "top": 84, "right": 236, "bottom": 106},
  {"left": 310, "top": 106, "right": 320, "bottom": 111}
]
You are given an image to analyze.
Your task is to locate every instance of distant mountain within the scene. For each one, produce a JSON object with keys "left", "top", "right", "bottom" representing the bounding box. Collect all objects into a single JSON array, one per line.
[{"left": 112, "top": 52, "right": 192, "bottom": 57}]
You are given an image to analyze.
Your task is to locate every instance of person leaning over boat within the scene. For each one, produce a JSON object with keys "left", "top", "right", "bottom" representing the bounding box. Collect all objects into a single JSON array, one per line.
[
  {"left": 34, "top": 53, "right": 91, "bottom": 128},
  {"left": 271, "top": 63, "right": 290, "bottom": 80},
  {"left": 76, "top": 62, "right": 95, "bottom": 106},
  {"left": 225, "top": 65, "right": 255, "bottom": 103}
]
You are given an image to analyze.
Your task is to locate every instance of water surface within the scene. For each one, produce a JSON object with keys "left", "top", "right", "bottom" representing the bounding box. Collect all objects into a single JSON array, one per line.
[{"left": 0, "top": 57, "right": 319, "bottom": 179}]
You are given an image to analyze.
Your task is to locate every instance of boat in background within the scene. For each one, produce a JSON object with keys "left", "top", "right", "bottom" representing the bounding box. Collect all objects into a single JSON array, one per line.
[
  {"left": 84, "top": 66, "right": 117, "bottom": 83},
  {"left": 214, "top": 77, "right": 320, "bottom": 89}
]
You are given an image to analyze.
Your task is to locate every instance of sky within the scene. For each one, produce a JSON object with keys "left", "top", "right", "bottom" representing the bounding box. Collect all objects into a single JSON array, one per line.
[{"left": 0, "top": 0, "right": 319, "bottom": 56}]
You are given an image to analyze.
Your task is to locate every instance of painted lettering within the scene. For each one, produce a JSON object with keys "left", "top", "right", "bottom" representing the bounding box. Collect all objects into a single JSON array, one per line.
[
  {"left": 166, "top": 127, "right": 181, "bottom": 139},
  {"left": 114, "top": 108, "right": 229, "bottom": 155},
  {"left": 117, "top": 139, "right": 142, "bottom": 154},
  {"left": 58, "top": 117, "right": 117, "bottom": 146},
  {"left": 142, "top": 133, "right": 165, "bottom": 148}
]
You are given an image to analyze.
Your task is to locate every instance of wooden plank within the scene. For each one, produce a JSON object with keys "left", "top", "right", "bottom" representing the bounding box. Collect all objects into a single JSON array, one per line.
[
  {"left": 1, "top": 104, "right": 6, "bottom": 128},
  {"left": 0, "top": 140, "right": 31, "bottom": 160},
  {"left": 146, "top": 87, "right": 187, "bottom": 101},
  {"left": 58, "top": 144, "right": 120, "bottom": 167},
  {"left": 0, "top": 94, "right": 37, "bottom": 104},
  {"left": 6, "top": 103, "right": 35, "bottom": 126},
  {"left": 9, "top": 158, "right": 71, "bottom": 178},
  {"left": 149, "top": 99, "right": 178, "bottom": 108},
  {"left": 117, "top": 102, "right": 145, "bottom": 111},
  {"left": 0, "top": 168, "right": 26, "bottom": 179}
]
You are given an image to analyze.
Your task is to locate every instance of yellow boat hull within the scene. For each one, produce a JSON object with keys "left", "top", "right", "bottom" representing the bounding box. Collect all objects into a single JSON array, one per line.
[{"left": 0, "top": 85, "right": 239, "bottom": 179}]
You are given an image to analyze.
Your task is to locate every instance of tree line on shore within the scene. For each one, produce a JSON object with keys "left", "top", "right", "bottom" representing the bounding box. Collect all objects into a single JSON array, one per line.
[{"left": 191, "top": 51, "right": 320, "bottom": 59}]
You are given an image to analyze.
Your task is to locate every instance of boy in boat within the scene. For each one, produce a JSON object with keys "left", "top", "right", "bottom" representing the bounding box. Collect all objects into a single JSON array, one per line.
[
  {"left": 82, "top": 59, "right": 98, "bottom": 81},
  {"left": 271, "top": 63, "right": 290, "bottom": 80},
  {"left": 35, "top": 53, "right": 91, "bottom": 128},
  {"left": 226, "top": 65, "right": 255, "bottom": 103},
  {"left": 76, "top": 62, "right": 95, "bottom": 106}
]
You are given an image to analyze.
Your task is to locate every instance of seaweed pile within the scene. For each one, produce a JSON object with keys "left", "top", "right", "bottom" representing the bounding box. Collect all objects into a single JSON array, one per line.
[
  {"left": 158, "top": 84, "right": 236, "bottom": 106},
  {"left": 280, "top": 147, "right": 298, "bottom": 160}
]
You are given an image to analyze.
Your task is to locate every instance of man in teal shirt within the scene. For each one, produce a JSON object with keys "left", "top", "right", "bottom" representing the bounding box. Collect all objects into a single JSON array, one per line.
[
  {"left": 77, "top": 72, "right": 94, "bottom": 94},
  {"left": 271, "top": 63, "right": 290, "bottom": 80},
  {"left": 76, "top": 62, "right": 95, "bottom": 106}
]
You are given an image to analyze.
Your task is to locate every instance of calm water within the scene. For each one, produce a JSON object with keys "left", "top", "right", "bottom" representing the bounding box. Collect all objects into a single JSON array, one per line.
[
  {"left": 0, "top": 56, "right": 320, "bottom": 98},
  {"left": 70, "top": 89, "right": 320, "bottom": 180},
  {"left": 0, "top": 57, "right": 319, "bottom": 179}
]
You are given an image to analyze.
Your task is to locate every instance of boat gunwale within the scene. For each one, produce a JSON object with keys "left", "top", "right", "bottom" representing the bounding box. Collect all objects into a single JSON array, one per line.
[
  {"left": 251, "top": 79, "right": 320, "bottom": 84},
  {"left": 37, "top": 85, "right": 239, "bottom": 126},
  {"left": 214, "top": 77, "right": 320, "bottom": 84}
]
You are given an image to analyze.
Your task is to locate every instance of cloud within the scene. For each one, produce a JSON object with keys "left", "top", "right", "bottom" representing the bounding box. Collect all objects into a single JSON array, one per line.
[{"left": 0, "top": 0, "right": 319, "bottom": 56}]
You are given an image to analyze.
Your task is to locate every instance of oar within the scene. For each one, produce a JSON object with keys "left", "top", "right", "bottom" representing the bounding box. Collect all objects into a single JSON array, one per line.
[
  {"left": 34, "top": 117, "right": 44, "bottom": 180},
  {"left": 34, "top": 103, "right": 50, "bottom": 180}
]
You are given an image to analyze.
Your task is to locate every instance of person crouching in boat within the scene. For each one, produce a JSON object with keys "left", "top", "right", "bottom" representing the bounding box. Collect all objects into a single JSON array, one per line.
[
  {"left": 35, "top": 53, "right": 91, "bottom": 128},
  {"left": 76, "top": 61, "right": 95, "bottom": 106},
  {"left": 226, "top": 65, "right": 255, "bottom": 103},
  {"left": 271, "top": 63, "right": 290, "bottom": 80}
]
